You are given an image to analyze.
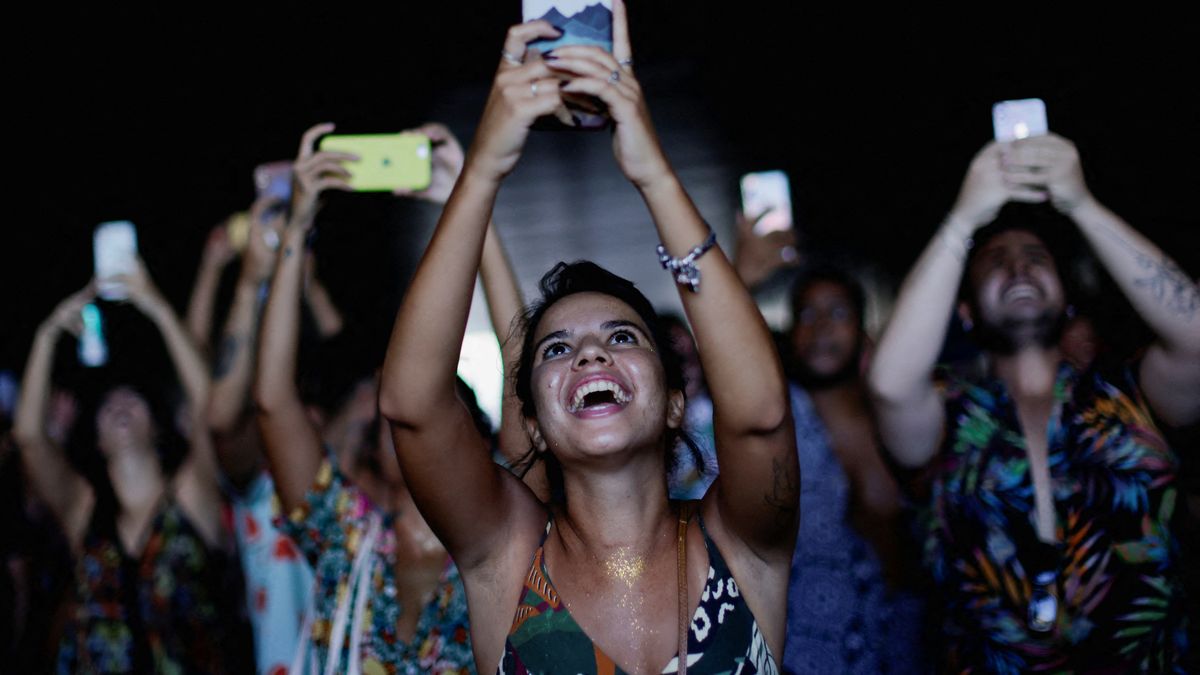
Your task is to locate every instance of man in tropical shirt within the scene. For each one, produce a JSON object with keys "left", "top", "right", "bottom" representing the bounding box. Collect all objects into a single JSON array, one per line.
[{"left": 867, "top": 134, "right": 1198, "bottom": 672}]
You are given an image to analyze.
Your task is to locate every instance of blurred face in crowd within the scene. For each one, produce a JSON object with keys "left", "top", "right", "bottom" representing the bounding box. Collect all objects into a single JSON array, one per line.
[
  {"left": 96, "top": 386, "right": 156, "bottom": 457},
  {"left": 791, "top": 280, "right": 863, "bottom": 387},
  {"left": 965, "top": 229, "right": 1066, "bottom": 354}
]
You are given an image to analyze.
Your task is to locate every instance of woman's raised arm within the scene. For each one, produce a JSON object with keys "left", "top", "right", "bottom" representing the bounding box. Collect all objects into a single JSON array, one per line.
[
  {"left": 544, "top": 0, "right": 797, "bottom": 560},
  {"left": 13, "top": 286, "right": 97, "bottom": 551},
  {"left": 378, "top": 23, "right": 563, "bottom": 569},
  {"left": 253, "top": 123, "right": 353, "bottom": 514}
]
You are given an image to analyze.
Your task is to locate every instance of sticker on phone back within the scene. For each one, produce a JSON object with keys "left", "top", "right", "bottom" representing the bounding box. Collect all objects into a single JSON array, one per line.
[{"left": 523, "top": 0, "right": 613, "bottom": 53}]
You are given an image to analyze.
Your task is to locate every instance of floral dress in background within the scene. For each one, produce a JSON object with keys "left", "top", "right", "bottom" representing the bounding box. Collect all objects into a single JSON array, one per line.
[
  {"left": 279, "top": 459, "right": 475, "bottom": 675},
  {"left": 57, "top": 500, "right": 239, "bottom": 674}
]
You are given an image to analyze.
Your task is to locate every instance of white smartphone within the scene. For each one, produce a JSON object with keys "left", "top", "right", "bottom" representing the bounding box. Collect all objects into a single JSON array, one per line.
[
  {"left": 992, "top": 98, "right": 1048, "bottom": 142},
  {"left": 522, "top": 0, "right": 613, "bottom": 53},
  {"left": 94, "top": 221, "right": 138, "bottom": 301},
  {"left": 740, "top": 171, "right": 793, "bottom": 235}
]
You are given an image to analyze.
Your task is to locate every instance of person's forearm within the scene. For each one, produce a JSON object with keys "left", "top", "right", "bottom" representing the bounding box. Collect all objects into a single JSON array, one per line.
[
  {"left": 13, "top": 327, "right": 57, "bottom": 446},
  {"left": 480, "top": 222, "right": 530, "bottom": 467},
  {"left": 255, "top": 231, "right": 307, "bottom": 412},
  {"left": 185, "top": 260, "right": 224, "bottom": 351},
  {"left": 1070, "top": 198, "right": 1200, "bottom": 353},
  {"left": 868, "top": 215, "right": 972, "bottom": 402},
  {"left": 144, "top": 296, "right": 211, "bottom": 413},
  {"left": 207, "top": 279, "right": 262, "bottom": 432},
  {"left": 380, "top": 170, "right": 500, "bottom": 425},
  {"left": 640, "top": 173, "right": 788, "bottom": 434},
  {"left": 304, "top": 279, "right": 344, "bottom": 339}
]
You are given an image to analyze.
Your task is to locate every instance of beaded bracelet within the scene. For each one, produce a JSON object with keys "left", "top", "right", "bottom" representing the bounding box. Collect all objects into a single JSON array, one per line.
[{"left": 656, "top": 228, "right": 718, "bottom": 293}]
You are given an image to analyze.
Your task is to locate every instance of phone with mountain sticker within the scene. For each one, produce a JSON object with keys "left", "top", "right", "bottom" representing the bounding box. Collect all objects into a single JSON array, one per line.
[
  {"left": 523, "top": 0, "right": 613, "bottom": 130},
  {"left": 740, "top": 171, "right": 794, "bottom": 235},
  {"left": 93, "top": 220, "right": 138, "bottom": 301},
  {"left": 992, "top": 98, "right": 1048, "bottom": 142}
]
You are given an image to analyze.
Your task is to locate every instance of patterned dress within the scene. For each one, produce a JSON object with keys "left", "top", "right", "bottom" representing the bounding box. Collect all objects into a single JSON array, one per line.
[
  {"left": 279, "top": 459, "right": 475, "bottom": 675},
  {"left": 57, "top": 500, "right": 238, "bottom": 674},
  {"left": 498, "top": 509, "right": 778, "bottom": 675},
  {"left": 920, "top": 361, "right": 1188, "bottom": 672},
  {"left": 783, "top": 385, "right": 927, "bottom": 675},
  {"left": 229, "top": 470, "right": 315, "bottom": 675}
]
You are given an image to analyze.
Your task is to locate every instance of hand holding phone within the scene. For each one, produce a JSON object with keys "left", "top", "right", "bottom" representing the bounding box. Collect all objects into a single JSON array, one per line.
[
  {"left": 93, "top": 221, "right": 138, "bottom": 301},
  {"left": 523, "top": 0, "right": 614, "bottom": 130},
  {"left": 740, "top": 171, "right": 794, "bottom": 235},
  {"left": 317, "top": 133, "right": 431, "bottom": 192}
]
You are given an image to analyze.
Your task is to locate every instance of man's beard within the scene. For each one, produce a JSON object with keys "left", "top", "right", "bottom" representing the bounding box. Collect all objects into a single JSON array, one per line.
[{"left": 973, "top": 309, "right": 1066, "bottom": 356}]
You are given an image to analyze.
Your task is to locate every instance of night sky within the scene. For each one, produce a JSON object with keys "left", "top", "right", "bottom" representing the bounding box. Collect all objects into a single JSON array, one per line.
[{"left": 4, "top": 6, "right": 1198, "bottom": 373}]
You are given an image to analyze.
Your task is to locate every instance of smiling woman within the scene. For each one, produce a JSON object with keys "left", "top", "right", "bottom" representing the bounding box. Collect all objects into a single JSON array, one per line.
[{"left": 379, "top": 2, "right": 797, "bottom": 673}]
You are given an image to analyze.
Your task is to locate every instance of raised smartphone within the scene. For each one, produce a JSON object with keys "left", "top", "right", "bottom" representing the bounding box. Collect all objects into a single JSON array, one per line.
[
  {"left": 93, "top": 221, "right": 138, "bottom": 301},
  {"left": 317, "top": 133, "right": 431, "bottom": 192},
  {"left": 740, "top": 171, "right": 793, "bottom": 235},
  {"left": 254, "top": 161, "right": 293, "bottom": 203},
  {"left": 523, "top": 0, "right": 614, "bottom": 130},
  {"left": 993, "top": 98, "right": 1048, "bottom": 142}
]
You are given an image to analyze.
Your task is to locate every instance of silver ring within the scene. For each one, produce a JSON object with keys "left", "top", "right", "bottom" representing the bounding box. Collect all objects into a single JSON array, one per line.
[
  {"left": 531, "top": 81, "right": 539, "bottom": 97},
  {"left": 608, "top": 70, "right": 621, "bottom": 84},
  {"left": 618, "top": 57, "right": 634, "bottom": 68},
  {"left": 501, "top": 48, "right": 524, "bottom": 65}
]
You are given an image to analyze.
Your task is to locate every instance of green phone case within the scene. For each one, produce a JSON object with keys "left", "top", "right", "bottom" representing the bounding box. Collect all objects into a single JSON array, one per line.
[{"left": 318, "top": 133, "right": 432, "bottom": 192}]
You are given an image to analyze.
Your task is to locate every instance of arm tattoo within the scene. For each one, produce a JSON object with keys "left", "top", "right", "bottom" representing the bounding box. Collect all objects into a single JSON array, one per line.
[
  {"left": 763, "top": 457, "right": 799, "bottom": 527},
  {"left": 213, "top": 334, "right": 242, "bottom": 378},
  {"left": 1134, "top": 252, "right": 1200, "bottom": 320}
]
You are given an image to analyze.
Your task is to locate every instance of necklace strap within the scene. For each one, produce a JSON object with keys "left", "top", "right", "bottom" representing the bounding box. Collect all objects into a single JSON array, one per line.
[{"left": 676, "top": 501, "right": 693, "bottom": 675}]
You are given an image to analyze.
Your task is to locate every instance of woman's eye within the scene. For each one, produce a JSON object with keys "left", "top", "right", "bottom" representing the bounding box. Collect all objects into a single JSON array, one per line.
[
  {"left": 610, "top": 330, "right": 637, "bottom": 345},
  {"left": 542, "top": 342, "right": 570, "bottom": 359}
]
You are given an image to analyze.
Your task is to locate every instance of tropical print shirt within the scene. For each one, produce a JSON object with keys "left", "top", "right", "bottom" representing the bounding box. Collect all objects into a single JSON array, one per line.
[
  {"left": 919, "top": 361, "right": 1187, "bottom": 673},
  {"left": 279, "top": 459, "right": 475, "bottom": 675}
]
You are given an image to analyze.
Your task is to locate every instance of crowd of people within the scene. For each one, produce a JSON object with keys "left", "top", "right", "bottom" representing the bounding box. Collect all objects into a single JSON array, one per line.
[{"left": 2, "top": 4, "right": 1197, "bottom": 673}]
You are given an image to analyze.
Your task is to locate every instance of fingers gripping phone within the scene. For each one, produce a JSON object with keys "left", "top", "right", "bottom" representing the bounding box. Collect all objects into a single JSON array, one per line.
[
  {"left": 93, "top": 220, "right": 138, "bottom": 300},
  {"left": 992, "top": 98, "right": 1048, "bottom": 142},
  {"left": 740, "top": 171, "right": 794, "bottom": 235},
  {"left": 317, "top": 133, "right": 431, "bottom": 192},
  {"left": 523, "top": 0, "right": 614, "bottom": 130}
]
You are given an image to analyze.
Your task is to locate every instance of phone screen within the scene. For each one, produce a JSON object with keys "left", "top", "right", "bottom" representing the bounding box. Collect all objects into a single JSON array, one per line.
[
  {"left": 740, "top": 171, "right": 793, "bottom": 235},
  {"left": 318, "top": 133, "right": 431, "bottom": 192},
  {"left": 992, "top": 98, "right": 1048, "bottom": 142},
  {"left": 93, "top": 221, "right": 138, "bottom": 300},
  {"left": 78, "top": 303, "right": 108, "bottom": 367}
]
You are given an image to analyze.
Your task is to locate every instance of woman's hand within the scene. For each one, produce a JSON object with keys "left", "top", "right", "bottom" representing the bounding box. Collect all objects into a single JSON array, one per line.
[
  {"left": 39, "top": 284, "right": 96, "bottom": 338},
  {"left": 394, "top": 122, "right": 466, "bottom": 204},
  {"left": 464, "top": 21, "right": 567, "bottom": 183},
  {"left": 118, "top": 258, "right": 170, "bottom": 317},
  {"left": 549, "top": 0, "right": 672, "bottom": 190},
  {"left": 289, "top": 123, "right": 355, "bottom": 229}
]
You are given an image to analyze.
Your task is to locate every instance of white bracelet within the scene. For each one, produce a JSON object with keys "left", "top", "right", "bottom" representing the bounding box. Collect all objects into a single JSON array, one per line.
[{"left": 657, "top": 228, "right": 718, "bottom": 293}]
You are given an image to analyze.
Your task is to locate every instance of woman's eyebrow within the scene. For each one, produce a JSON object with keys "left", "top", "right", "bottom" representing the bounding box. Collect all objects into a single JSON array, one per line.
[
  {"left": 534, "top": 329, "right": 570, "bottom": 352},
  {"left": 602, "top": 319, "right": 647, "bottom": 335}
]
